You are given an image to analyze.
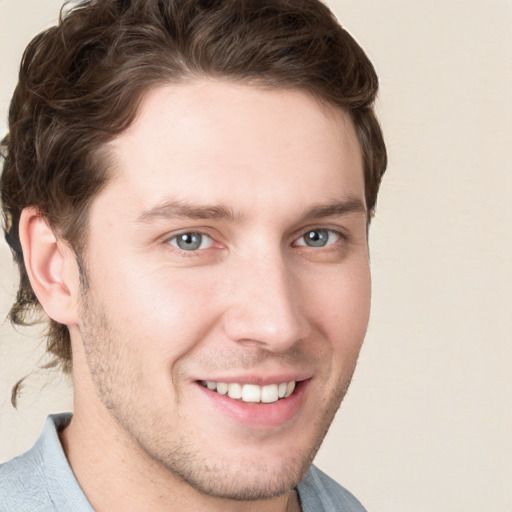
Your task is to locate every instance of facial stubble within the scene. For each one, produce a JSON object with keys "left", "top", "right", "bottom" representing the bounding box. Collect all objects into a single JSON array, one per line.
[{"left": 77, "top": 283, "right": 355, "bottom": 502}]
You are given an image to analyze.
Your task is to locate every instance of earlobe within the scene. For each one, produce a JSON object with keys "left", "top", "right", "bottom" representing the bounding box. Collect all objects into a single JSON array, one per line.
[{"left": 19, "top": 207, "right": 80, "bottom": 326}]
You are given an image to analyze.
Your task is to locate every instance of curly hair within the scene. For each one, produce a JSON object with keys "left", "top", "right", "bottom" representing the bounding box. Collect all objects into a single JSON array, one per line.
[{"left": 1, "top": 0, "right": 387, "bottom": 377}]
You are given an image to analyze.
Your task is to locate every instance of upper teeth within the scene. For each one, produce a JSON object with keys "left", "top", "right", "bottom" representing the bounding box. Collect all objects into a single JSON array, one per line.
[{"left": 201, "top": 380, "right": 296, "bottom": 403}]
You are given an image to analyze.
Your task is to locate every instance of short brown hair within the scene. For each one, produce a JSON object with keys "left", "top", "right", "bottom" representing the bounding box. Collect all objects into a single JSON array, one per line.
[{"left": 1, "top": 0, "right": 387, "bottom": 375}]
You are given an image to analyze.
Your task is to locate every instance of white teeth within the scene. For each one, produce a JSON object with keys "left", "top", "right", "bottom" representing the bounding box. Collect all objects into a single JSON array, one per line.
[
  {"left": 227, "top": 383, "right": 243, "bottom": 399},
  {"left": 285, "top": 380, "right": 295, "bottom": 398},
  {"left": 216, "top": 382, "right": 228, "bottom": 395},
  {"left": 261, "top": 384, "right": 279, "bottom": 403},
  {"left": 242, "top": 384, "right": 261, "bottom": 403},
  {"left": 202, "top": 380, "right": 297, "bottom": 403}
]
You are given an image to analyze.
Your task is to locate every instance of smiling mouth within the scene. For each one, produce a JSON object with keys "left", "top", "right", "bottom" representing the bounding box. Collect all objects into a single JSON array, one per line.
[{"left": 199, "top": 380, "right": 296, "bottom": 404}]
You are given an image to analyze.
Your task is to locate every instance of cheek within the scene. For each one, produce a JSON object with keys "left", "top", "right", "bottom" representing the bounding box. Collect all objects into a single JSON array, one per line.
[
  {"left": 303, "top": 260, "right": 371, "bottom": 354},
  {"left": 96, "top": 264, "right": 224, "bottom": 361}
]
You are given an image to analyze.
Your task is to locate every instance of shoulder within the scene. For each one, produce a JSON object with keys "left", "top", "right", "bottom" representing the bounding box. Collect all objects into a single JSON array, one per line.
[
  {"left": 0, "top": 413, "right": 92, "bottom": 512},
  {"left": 297, "top": 465, "right": 367, "bottom": 512},
  {"left": 0, "top": 438, "right": 53, "bottom": 512}
]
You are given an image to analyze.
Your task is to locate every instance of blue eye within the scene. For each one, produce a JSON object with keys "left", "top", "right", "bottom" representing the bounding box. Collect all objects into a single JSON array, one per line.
[
  {"left": 168, "top": 232, "right": 213, "bottom": 251},
  {"left": 296, "top": 229, "right": 339, "bottom": 248}
]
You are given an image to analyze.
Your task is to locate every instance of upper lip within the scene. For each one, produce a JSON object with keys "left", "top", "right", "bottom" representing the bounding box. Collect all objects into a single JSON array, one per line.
[{"left": 195, "top": 373, "right": 312, "bottom": 386}]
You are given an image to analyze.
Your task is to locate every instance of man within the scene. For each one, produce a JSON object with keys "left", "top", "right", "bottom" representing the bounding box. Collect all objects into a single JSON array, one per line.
[{"left": 0, "top": 0, "right": 386, "bottom": 510}]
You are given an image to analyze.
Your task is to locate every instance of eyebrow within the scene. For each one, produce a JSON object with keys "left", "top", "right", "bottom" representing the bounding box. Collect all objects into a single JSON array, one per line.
[
  {"left": 135, "top": 196, "right": 366, "bottom": 224},
  {"left": 136, "top": 200, "right": 241, "bottom": 224},
  {"left": 300, "top": 196, "right": 367, "bottom": 222}
]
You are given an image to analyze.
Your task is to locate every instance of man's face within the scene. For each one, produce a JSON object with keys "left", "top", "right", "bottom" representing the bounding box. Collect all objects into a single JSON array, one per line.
[{"left": 72, "top": 80, "right": 370, "bottom": 500}]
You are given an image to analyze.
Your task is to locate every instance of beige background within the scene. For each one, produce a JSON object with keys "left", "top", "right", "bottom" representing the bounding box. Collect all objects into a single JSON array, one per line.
[{"left": 1, "top": 1, "right": 511, "bottom": 510}]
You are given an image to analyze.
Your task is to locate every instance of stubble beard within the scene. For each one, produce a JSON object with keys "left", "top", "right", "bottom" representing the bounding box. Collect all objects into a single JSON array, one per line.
[{"left": 78, "top": 287, "right": 354, "bottom": 502}]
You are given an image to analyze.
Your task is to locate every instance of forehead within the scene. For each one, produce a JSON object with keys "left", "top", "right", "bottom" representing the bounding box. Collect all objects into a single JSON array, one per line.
[{"left": 97, "top": 80, "right": 365, "bottom": 223}]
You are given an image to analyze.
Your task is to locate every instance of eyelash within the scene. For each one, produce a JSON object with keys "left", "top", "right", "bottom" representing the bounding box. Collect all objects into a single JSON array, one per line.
[
  {"left": 165, "top": 228, "right": 345, "bottom": 255},
  {"left": 293, "top": 228, "right": 343, "bottom": 249},
  {"left": 166, "top": 232, "right": 215, "bottom": 253}
]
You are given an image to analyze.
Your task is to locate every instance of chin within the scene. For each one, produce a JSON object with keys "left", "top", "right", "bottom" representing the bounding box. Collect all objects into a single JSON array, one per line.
[{"left": 168, "top": 453, "right": 310, "bottom": 501}]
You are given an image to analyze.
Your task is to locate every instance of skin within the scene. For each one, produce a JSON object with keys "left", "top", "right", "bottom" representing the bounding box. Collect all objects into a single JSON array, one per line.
[{"left": 52, "top": 80, "right": 371, "bottom": 512}]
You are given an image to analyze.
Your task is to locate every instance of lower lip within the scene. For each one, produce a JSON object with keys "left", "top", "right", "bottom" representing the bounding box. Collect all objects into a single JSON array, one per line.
[{"left": 195, "top": 380, "right": 309, "bottom": 428}]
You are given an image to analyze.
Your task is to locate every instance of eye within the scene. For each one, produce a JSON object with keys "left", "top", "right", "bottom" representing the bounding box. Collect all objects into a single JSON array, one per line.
[
  {"left": 295, "top": 229, "right": 340, "bottom": 248},
  {"left": 168, "top": 232, "right": 213, "bottom": 251}
]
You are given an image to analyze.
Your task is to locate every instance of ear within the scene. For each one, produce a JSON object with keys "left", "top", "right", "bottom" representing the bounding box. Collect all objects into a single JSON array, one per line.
[{"left": 19, "top": 207, "right": 81, "bottom": 326}]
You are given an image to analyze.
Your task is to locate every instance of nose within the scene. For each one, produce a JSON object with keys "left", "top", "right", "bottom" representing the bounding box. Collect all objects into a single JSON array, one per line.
[{"left": 222, "top": 252, "right": 311, "bottom": 352}]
